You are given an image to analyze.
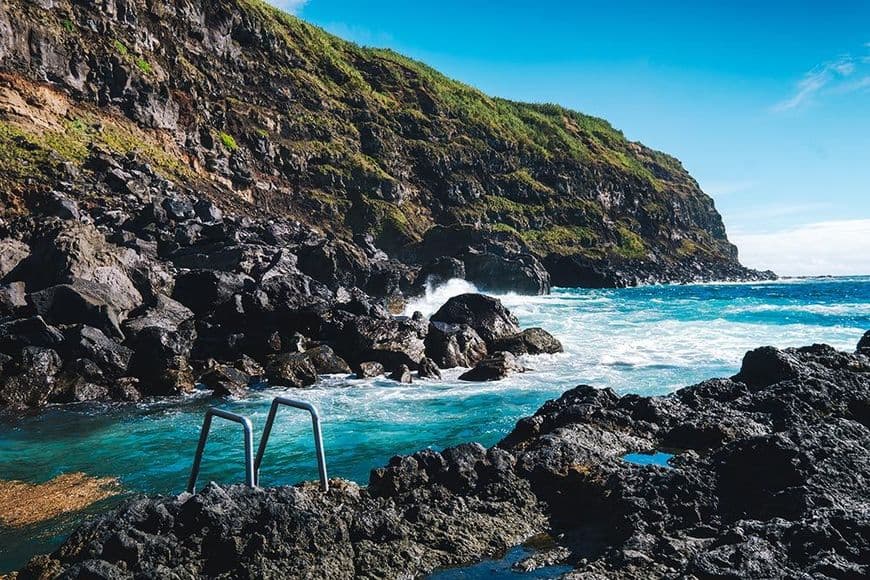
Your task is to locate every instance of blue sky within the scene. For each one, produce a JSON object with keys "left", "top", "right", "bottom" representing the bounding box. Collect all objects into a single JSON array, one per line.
[{"left": 272, "top": 1, "right": 870, "bottom": 275}]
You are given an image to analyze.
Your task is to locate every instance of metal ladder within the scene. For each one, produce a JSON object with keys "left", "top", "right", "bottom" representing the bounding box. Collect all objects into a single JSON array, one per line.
[{"left": 187, "top": 397, "right": 328, "bottom": 493}]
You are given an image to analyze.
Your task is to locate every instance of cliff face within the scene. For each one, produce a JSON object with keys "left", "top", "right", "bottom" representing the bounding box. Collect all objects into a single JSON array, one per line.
[{"left": 0, "top": 0, "right": 770, "bottom": 290}]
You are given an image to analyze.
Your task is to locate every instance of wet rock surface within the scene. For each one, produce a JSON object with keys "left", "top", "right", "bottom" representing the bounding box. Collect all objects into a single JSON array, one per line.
[{"left": 19, "top": 341, "right": 870, "bottom": 578}]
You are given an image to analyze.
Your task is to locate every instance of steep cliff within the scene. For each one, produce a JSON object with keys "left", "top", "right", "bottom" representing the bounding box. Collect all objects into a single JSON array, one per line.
[{"left": 0, "top": 0, "right": 771, "bottom": 289}]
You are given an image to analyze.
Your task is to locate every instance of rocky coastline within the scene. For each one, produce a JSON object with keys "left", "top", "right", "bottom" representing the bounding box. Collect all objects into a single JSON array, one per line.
[{"left": 11, "top": 335, "right": 869, "bottom": 578}]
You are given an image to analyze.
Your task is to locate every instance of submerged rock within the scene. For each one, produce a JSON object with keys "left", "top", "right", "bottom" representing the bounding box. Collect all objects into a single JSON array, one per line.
[{"left": 388, "top": 364, "right": 413, "bottom": 384}]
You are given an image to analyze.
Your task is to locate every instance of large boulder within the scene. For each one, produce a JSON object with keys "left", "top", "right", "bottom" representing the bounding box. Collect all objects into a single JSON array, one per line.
[
  {"left": 858, "top": 331, "right": 870, "bottom": 355},
  {"left": 0, "top": 316, "right": 64, "bottom": 353},
  {"left": 0, "top": 238, "right": 30, "bottom": 278},
  {"left": 490, "top": 328, "right": 563, "bottom": 356},
  {"left": 304, "top": 345, "right": 352, "bottom": 375},
  {"left": 127, "top": 321, "right": 197, "bottom": 395},
  {"left": 458, "top": 351, "right": 525, "bottom": 382},
  {"left": 0, "top": 281, "right": 27, "bottom": 316},
  {"left": 0, "top": 346, "right": 63, "bottom": 407},
  {"left": 430, "top": 294, "right": 520, "bottom": 345},
  {"left": 265, "top": 352, "right": 318, "bottom": 388},
  {"left": 199, "top": 364, "right": 251, "bottom": 398},
  {"left": 122, "top": 294, "right": 194, "bottom": 339},
  {"left": 424, "top": 321, "right": 488, "bottom": 369},
  {"left": 62, "top": 325, "right": 133, "bottom": 379},
  {"left": 327, "top": 312, "right": 427, "bottom": 370},
  {"left": 297, "top": 238, "right": 371, "bottom": 291},
  {"left": 173, "top": 270, "right": 252, "bottom": 316},
  {"left": 28, "top": 279, "right": 136, "bottom": 340},
  {"left": 4, "top": 221, "right": 142, "bottom": 308},
  {"left": 417, "top": 356, "right": 442, "bottom": 380}
]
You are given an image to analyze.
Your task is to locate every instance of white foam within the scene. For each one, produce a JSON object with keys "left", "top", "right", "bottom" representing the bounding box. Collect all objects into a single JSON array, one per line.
[{"left": 403, "top": 278, "right": 480, "bottom": 317}]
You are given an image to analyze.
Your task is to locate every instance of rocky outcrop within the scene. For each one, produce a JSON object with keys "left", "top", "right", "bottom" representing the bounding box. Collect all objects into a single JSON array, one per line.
[
  {"left": 0, "top": 0, "right": 771, "bottom": 295},
  {"left": 459, "top": 351, "right": 526, "bottom": 382},
  {"left": 491, "top": 328, "right": 563, "bottom": 356},
  {"left": 858, "top": 330, "right": 870, "bottom": 355},
  {"left": 430, "top": 294, "right": 521, "bottom": 345},
  {"left": 19, "top": 341, "right": 870, "bottom": 578}
]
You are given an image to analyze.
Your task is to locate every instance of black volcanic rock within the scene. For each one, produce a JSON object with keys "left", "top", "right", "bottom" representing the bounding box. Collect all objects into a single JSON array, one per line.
[
  {"left": 491, "top": 327, "right": 563, "bottom": 356},
  {"left": 26, "top": 343, "right": 870, "bottom": 578},
  {"left": 431, "top": 294, "right": 520, "bottom": 345},
  {"left": 859, "top": 330, "right": 870, "bottom": 355},
  {"left": 424, "top": 321, "right": 488, "bottom": 369},
  {"left": 417, "top": 356, "right": 442, "bottom": 379},
  {"left": 459, "top": 351, "right": 525, "bottom": 382}
]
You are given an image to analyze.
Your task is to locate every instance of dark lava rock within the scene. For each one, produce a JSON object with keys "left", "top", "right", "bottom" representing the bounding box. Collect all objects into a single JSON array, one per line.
[
  {"left": 459, "top": 351, "right": 525, "bottom": 382},
  {"left": 389, "top": 364, "right": 413, "bottom": 384},
  {"left": 414, "top": 256, "right": 466, "bottom": 291},
  {"left": 491, "top": 327, "right": 563, "bottom": 356},
  {"left": 62, "top": 325, "right": 133, "bottom": 379},
  {"left": 0, "top": 238, "right": 30, "bottom": 278},
  {"left": 0, "top": 316, "right": 64, "bottom": 352},
  {"left": 424, "top": 321, "right": 488, "bottom": 369},
  {"left": 265, "top": 352, "right": 318, "bottom": 388},
  {"left": 0, "top": 281, "right": 27, "bottom": 316},
  {"left": 122, "top": 294, "right": 194, "bottom": 339},
  {"left": 354, "top": 361, "right": 385, "bottom": 378},
  {"left": 19, "top": 342, "right": 870, "bottom": 578},
  {"left": 326, "top": 312, "right": 427, "bottom": 370},
  {"left": 462, "top": 249, "right": 550, "bottom": 295},
  {"left": 28, "top": 279, "right": 135, "bottom": 340},
  {"left": 859, "top": 330, "right": 870, "bottom": 355},
  {"left": 127, "top": 321, "right": 197, "bottom": 395},
  {"left": 430, "top": 293, "right": 520, "bottom": 345},
  {"left": 417, "top": 356, "right": 442, "bottom": 380},
  {"left": 0, "top": 346, "right": 62, "bottom": 408},
  {"left": 199, "top": 364, "right": 251, "bottom": 397},
  {"left": 304, "top": 345, "right": 352, "bottom": 375},
  {"left": 173, "top": 270, "right": 252, "bottom": 316}
]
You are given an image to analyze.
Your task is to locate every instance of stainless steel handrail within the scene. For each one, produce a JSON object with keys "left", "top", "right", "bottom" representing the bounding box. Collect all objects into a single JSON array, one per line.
[
  {"left": 254, "top": 397, "right": 329, "bottom": 492},
  {"left": 187, "top": 408, "right": 256, "bottom": 493}
]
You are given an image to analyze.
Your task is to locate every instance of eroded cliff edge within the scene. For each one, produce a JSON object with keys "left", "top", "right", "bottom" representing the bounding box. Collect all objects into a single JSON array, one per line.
[{"left": 16, "top": 338, "right": 870, "bottom": 579}]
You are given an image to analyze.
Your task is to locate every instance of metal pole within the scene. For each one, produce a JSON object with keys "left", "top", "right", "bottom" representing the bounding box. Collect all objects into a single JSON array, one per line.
[
  {"left": 254, "top": 397, "right": 329, "bottom": 492},
  {"left": 187, "top": 408, "right": 256, "bottom": 494}
]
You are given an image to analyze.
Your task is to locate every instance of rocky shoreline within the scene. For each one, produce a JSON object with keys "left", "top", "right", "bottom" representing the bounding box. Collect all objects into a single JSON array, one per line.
[{"left": 11, "top": 335, "right": 870, "bottom": 579}]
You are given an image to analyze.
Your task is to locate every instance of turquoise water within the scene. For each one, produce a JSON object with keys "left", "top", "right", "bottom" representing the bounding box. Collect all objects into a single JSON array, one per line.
[
  {"left": 622, "top": 451, "right": 675, "bottom": 468},
  {"left": 1, "top": 277, "right": 868, "bottom": 571}
]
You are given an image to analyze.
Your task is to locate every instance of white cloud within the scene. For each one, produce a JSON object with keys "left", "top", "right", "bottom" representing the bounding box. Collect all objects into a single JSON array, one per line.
[
  {"left": 268, "top": 0, "right": 308, "bottom": 14},
  {"left": 731, "top": 219, "right": 870, "bottom": 276},
  {"left": 774, "top": 43, "right": 870, "bottom": 111}
]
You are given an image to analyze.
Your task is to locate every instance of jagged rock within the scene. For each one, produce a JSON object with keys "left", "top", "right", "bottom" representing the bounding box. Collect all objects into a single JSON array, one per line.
[
  {"left": 490, "top": 327, "right": 563, "bottom": 356},
  {"left": 414, "top": 256, "right": 466, "bottom": 291},
  {"left": 462, "top": 249, "right": 550, "bottom": 295},
  {"left": 199, "top": 364, "right": 251, "bottom": 397},
  {"left": 417, "top": 356, "right": 441, "bottom": 380},
  {"left": 733, "top": 345, "right": 803, "bottom": 389},
  {"left": 304, "top": 345, "right": 352, "bottom": 375},
  {"left": 858, "top": 331, "right": 870, "bottom": 355},
  {"left": 122, "top": 294, "right": 194, "bottom": 339},
  {"left": 326, "top": 312, "right": 427, "bottom": 370},
  {"left": 235, "top": 355, "right": 264, "bottom": 379},
  {"left": 265, "top": 352, "right": 318, "bottom": 388},
  {"left": 0, "top": 346, "right": 62, "bottom": 407},
  {"left": 4, "top": 221, "right": 141, "bottom": 308},
  {"left": 459, "top": 351, "right": 525, "bottom": 382},
  {"left": 297, "top": 239, "right": 371, "bottom": 291},
  {"left": 424, "top": 321, "right": 488, "bottom": 368},
  {"left": 0, "top": 238, "right": 29, "bottom": 278},
  {"left": 355, "top": 361, "right": 384, "bottom": 378},
  {"left": 430, "top": 294, "right": 520, "bottom": 345},
  {"left": 62, "top": 325, "right": 133, "bottom": 379},
  {"left": 389, "top": 364, "right": 413, "bottom": 384},
  {"left": 194, "top": 199, "right": 223, "bottom": 223},
  {"left": 127, "top": 321, "right": 197, "bottom": 395},
  {"left": 27, "top": 279, "right": 133, "bottom": 340},
  {"left": 173, "top": 270, "right": 252, "bottom": 316},
  {"left": 0, "top": 315, "right": 64, "bottom": 353},
  {"left": 0, "top": 281, "right": 27, "bottom": 316}
]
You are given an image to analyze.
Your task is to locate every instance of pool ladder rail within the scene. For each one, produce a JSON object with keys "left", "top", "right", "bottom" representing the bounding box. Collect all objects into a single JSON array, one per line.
[{"left": 187, "top": 397, "right": 329, "bottom": 494}]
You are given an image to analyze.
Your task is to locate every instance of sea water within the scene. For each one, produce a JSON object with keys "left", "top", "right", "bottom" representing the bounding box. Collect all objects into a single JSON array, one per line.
[{"left": 1, "top": 276, "right": 868, "bottom": 571}]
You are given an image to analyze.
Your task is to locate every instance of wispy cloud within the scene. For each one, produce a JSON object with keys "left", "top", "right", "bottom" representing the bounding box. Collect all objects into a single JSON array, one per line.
[
  {"left": 774, "top": 43, "right": 870, "bottom": 111},
  {"left": 731, "top": 219, "right": 870, "bottom": 276},
  {"left": 269, "top": 0, "right": 308, "bottom": 15}
]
